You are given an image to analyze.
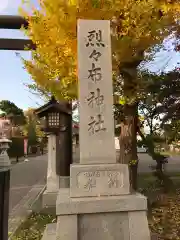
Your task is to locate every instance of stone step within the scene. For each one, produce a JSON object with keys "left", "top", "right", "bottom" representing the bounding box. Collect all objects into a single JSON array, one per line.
[{"left": 42, "top": 223, "right": 56, "bottom": 240}]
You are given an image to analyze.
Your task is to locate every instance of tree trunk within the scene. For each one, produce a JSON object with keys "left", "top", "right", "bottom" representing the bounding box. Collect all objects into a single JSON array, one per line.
[
  {"left": 118, "top": 64, "right": 139, "bottom": 191},
  {"left": 118, "top": 103, "right": 138, "bottom": 191}
]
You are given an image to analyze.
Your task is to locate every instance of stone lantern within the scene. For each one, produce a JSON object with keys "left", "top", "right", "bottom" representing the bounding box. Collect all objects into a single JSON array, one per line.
[
  {"left": 35, "top": 96, "right": 72, "bottom": 198},
  {"left": 0, "top": 137, "right": 11, "bottom": 168},
  {"left": 35, "top": 96, "right": 70, "bottom": 134}
]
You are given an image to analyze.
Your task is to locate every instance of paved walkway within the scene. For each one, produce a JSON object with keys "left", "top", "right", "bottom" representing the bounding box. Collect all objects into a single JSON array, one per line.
[
  {"left": 9, "top": 154, "right": 47, "bottom": 213},
  {"left": 8, "top": 183, "right": 45, "bottom": 237},
  {"left": 8, "top": 154, "right": 47, "bottom": 237}
]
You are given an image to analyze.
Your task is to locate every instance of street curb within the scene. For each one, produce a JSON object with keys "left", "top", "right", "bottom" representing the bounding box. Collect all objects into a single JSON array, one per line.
[
  {"left": 8, "top": 182, "right": 46, "bottom": 239},
  {"left": 30, "top": 185, "right": 47, "bottom": 213}
]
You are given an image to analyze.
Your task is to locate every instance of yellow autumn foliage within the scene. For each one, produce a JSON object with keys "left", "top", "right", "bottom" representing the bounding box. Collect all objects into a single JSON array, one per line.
[
  {"left": 23, "top": 108, "right": 44, "bottom": 138},
  {"left": 20, "top": 0, "right": 180, "bottom": 100}
]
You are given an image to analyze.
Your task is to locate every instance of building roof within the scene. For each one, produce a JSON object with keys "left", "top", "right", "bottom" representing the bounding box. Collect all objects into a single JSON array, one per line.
[{"left": 35, "top": 96, "right": 71, "bottom": 117}]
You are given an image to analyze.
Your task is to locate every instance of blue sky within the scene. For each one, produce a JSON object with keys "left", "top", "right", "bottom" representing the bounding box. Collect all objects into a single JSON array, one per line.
[
  {"left": 0, "top": 0, "right": 180, "bottom": 111},
  {"left": 0, "top": 0, "right": 44, "bottom": 111}
]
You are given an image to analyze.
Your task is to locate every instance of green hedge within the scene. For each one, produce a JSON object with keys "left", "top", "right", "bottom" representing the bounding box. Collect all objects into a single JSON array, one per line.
[{"left": 8, "top": 137, "right": 24, "bottom": 158}]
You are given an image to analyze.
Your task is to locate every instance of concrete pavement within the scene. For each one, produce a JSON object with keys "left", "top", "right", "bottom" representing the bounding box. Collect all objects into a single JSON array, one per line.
[
  {"left": 138, "top": 154, "right": 180, "bottom": 173},
  {"left": 9, "top": 154, "right": 47, "bottom": 214},
  {"left": 8, "top": 154, "right": 47, "bottom": 236}
]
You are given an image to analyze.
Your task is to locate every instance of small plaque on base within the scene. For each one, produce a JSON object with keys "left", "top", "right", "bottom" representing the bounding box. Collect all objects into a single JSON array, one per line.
[{"left": 70, "top": 164, "right": 130, "bottom": 198}]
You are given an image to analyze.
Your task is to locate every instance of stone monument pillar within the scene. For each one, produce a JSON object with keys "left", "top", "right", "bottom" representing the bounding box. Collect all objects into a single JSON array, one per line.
[
  {"left": 46, "top": 134, "right": 59, "bottom": 192},
  {"left": 42, "top": 19, "right": 151, "bottom": 240}
]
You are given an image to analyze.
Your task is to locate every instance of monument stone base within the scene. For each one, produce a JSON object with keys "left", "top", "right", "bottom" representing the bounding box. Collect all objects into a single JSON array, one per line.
[
  {"left": 54, "top": 163, "right": 150, "bottom": 240},
  {"left": 54, "top": 189, "right": 150, "bottom": 240},
  {"left": 41, "top": 164, "right": 151, "bottom": 240},
  {"left": 42, "top": 176, "right": 70, "bottom": 212}
]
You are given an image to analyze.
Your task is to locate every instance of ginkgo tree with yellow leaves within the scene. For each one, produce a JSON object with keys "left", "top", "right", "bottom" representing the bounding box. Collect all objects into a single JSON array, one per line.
[{"left": 20, "top": 0, "right": 180, "bottom": 189}]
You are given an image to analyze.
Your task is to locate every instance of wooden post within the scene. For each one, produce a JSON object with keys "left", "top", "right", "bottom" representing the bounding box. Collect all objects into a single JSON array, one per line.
[{"left": 56, "top": 102, "right": 72, "bottom": 176}]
